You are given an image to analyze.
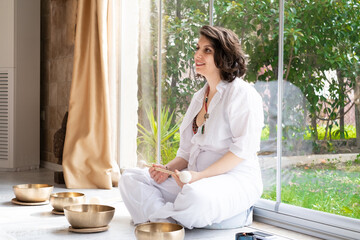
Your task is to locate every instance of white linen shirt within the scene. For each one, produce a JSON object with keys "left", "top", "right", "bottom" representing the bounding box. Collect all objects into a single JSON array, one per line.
[{"left": 176, "top": 77, "right": 264, "bottom": 177}]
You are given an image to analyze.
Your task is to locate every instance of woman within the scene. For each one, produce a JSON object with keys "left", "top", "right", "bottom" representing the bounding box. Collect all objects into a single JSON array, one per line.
[{"left": 119, "top": 25, "right": 264, "bottom": 229}]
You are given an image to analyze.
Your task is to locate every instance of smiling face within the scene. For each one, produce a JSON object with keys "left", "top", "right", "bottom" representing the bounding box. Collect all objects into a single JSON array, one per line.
[{"left": 194, "top": 35, "right": 221, "bottom": 80}]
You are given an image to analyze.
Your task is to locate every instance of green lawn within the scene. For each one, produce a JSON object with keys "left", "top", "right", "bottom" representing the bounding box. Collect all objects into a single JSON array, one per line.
[{"left": 262, "top": 159, "right": 360, "bottom": 219}]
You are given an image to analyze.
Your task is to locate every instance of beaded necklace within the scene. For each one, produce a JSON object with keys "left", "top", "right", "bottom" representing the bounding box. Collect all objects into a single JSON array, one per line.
[
  {"left": 202, "top": 86, "right": 210, "bottom": 134},
  {"left": 192, "top": 86, "right": 210, "bottom": 134}
]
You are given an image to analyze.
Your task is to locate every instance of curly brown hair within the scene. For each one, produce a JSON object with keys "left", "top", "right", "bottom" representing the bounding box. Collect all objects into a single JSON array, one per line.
[{"left": 199, "top": 25, "right": 246, "bottom": 82}]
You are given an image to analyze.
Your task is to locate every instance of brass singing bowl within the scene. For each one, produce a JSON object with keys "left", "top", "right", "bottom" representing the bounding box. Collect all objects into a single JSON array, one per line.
[
  {"left": 64, "top": 204, "right": 115, "bottom": 229},
  {"left": 135, "top": 222, "right": 185, "bottom": 240},
  {"left": 13, "top": 184, "right": 54, "bottom": 202},
  {"left": 50, "top": 192, "right": 85, "bottom": 212}
]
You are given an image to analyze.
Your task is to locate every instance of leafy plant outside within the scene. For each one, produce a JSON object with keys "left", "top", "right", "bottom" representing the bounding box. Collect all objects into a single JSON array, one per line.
[
  {"left": 261, "top": 124, "right": 357, "bottom": 141},
  {"left": 137, "top": 107, "right": 182, "bottom": 165}
]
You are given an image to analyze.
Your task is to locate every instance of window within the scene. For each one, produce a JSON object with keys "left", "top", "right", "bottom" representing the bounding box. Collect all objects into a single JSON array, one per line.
[{"left": 120, "top": 1, "right": 360, "bottom": 239}]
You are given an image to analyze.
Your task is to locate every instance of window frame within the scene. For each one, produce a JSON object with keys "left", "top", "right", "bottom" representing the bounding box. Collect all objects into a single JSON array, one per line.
[
  {"left": 119, "top": 1, "right": 360, "bottom": 238},
  {"left": 254, "top": 199, "right": 360, "bottom": 240}
]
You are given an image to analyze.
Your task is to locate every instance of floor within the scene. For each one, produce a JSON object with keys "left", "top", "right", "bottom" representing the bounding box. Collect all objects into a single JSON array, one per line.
[{"left": 0, "top": 168, "right": 322, "bottom": 240}]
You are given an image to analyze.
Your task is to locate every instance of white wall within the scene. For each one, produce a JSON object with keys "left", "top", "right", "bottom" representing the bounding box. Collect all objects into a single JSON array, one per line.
[{"left": 118, "top": 0, "right": 140, "bottom": 168}]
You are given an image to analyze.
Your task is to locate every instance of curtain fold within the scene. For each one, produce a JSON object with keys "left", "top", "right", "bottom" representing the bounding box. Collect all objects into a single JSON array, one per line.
[{"left": 63, "top": 0, "right": 120, "bottom": 189}]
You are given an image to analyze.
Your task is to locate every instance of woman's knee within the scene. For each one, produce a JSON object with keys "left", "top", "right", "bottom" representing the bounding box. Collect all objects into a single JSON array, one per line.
[{"left": 119, "top": 169, "right": 150, "bottom": 192}]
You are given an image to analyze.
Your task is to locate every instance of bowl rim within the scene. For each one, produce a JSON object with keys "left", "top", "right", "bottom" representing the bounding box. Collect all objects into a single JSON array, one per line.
[
  {"left": 50, "top": 192, "right": 85, "bottom": 198},
  {"left": 135, "top": 222, "right": 184, "bottom": 233},
  {"left": 63, "top": 204, "right": 115, "bottom": 213},
  {"left": 13, "top": 184, "right": 54, "bottom": 189}
]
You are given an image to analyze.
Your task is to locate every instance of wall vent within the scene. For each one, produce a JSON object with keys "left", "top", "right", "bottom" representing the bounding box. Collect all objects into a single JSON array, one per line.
[
  {"left": 0, "top": 68, "right": 13, "bottom": 168},
  {"left": 0, "top": 71, "right": 9, "bottom": 162}
]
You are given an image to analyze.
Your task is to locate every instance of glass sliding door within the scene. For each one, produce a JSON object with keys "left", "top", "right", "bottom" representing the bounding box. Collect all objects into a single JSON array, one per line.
[
  {"left": 131, "top": 1, "right": 360, "bottom": 236},
  {"left": 279, "top": 0, "right": 360, "bottom": 219},
  {"left": 214, "top": 0, "right": 279, "bottom": 201}
]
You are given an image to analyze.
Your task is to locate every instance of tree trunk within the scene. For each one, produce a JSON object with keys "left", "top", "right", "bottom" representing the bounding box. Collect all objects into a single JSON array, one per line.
[
  {"left": 302, "top": 95, "right": 307, "bottom": 131},
  {"left": 311, "top": 114, "right": 318, "bottom": 140},
  {"left": 337, "top": 69, "right": 345, "bottom": 139},
  {"left": 168, "top": 0, "right": 182, "bottom": 118},
  {"left": 355, "top": 76, "right": 360, "bottom": 147},
  {"left": 269, "top": 83, "right": 277, "bottom": 140},
  {"left": 356, "top": 106, "right": 360, "bottom": 147},
  {"left": 176, "top": 0, "right": 181, "bottom": 18}
]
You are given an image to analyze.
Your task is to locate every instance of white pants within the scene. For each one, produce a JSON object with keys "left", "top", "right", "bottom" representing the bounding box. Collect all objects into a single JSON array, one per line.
[{"left": 119, "top": 168, "right": 262, "bottom": 229}]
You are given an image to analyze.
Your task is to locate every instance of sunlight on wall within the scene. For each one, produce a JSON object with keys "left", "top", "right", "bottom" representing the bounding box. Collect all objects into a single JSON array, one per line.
[{"left": 119, "top": 0, "right": 139, "bottom": 168}]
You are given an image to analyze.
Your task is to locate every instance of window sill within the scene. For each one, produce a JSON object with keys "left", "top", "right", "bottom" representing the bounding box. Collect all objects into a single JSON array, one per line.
[{"left": 254, "top": 199, "right": 360, "bottom": 240}]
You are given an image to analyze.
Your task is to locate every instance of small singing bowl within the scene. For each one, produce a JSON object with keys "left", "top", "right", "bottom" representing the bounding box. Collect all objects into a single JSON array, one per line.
[
  {"left": 64, "top": 204, "right": 115, "bottom": 229},
  {"left": 13, "top": 184, "right": 54, "bottom": 202},
  {"left": 50, "top": 192, "right": 85, "bottom": 212},
  {"left": 135, "top": 222, "right": 185, "bottom": 240}
]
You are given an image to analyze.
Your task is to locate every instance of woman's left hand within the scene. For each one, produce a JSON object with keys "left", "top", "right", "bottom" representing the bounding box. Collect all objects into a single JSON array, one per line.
[{"left": 172, "top": 170, "right": 202, "bottom": 188}]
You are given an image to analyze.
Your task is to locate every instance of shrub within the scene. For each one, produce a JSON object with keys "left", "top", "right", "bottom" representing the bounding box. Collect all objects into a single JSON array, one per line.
[
  {"left": 261, "top": 124, "right": 357, "bottom": 141},
  {"left": 137, "top": 107, "right": 181, "bottom": 165}
]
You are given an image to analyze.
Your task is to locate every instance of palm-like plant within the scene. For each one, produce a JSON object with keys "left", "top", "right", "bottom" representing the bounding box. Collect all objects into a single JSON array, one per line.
[{"left": 137, "top": 107, "right": 182, "bottom": 164}]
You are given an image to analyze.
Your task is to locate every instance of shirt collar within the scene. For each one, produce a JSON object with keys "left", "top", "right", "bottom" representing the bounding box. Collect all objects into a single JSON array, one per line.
[
  {"left": 195, "top": 80, "right": 229, "bottom": 102},
  {"left": 216, "top": 80, "right": 228, "bottom": 96}
]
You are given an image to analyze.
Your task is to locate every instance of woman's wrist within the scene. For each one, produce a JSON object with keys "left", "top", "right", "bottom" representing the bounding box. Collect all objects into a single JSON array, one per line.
[
  {"left": 198, "top": 170, "right": 207, "bottom": 180},
  {"left": 199, "top": 171, "right": 204, "bottom": 179}
]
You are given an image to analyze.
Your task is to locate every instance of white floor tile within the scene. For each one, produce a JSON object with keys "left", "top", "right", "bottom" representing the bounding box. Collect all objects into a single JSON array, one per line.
[{"left": 0, "top": 168, "right": 321, "bottom": 240}]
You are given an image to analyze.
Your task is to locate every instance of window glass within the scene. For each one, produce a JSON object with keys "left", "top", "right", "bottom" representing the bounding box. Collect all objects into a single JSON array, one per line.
[
  {"left": 137, "top": 0, "right": 160, "bottom": 163},
  {"left": 278, "top": 1, "right": 360, "bottom": 219},
  {"left": 135, "top": 0, "right": 360, "bottom": 221},
  {"left": 214, "top": 0, "right": 279, "bottom": 200},
  {"left": 160, "top": 0, "right": 208, "bottom": 165}
]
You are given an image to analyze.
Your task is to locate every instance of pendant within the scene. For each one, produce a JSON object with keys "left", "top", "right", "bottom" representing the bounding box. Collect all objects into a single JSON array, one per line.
[
  {"left": 201, "top": 125, "right": 205, "bottom": 134},
  {"left": 204, "top": 113, "right": 209, "bottom": 119}
]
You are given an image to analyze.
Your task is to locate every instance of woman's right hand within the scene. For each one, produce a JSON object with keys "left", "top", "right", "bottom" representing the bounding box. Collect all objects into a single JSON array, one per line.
[{"left": 149, "top": 164, "right": 170, "bottom": 184}]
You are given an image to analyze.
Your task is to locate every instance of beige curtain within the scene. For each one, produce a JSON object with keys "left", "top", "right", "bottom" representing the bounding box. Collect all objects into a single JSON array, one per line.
[{"left": 63, "top": 0, "right": 120, "bottom": 189}]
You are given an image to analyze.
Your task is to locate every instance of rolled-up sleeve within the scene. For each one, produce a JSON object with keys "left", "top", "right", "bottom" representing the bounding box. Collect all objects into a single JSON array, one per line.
[{"left": 228, "top": 86, "right": 264, "bottom": 160}]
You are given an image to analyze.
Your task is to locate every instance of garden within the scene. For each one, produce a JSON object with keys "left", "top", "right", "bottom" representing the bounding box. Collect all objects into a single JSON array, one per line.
[{"left": 263, "top": 155, "right": 360, "bottom": 219}]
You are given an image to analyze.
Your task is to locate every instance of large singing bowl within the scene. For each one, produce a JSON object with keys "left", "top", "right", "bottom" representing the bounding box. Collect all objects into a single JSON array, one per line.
[
  {"left": 50, "top": 192, "right": 85, "bottom": 212},
  {"left": 135, "top": 222, "right": 185, "bottom": 240},
  {"left": 64, "top": 204, "right": 115, "bottom": 229},
  {"left": 13, "top": 184, "right": 54, "bottom": 202}
]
